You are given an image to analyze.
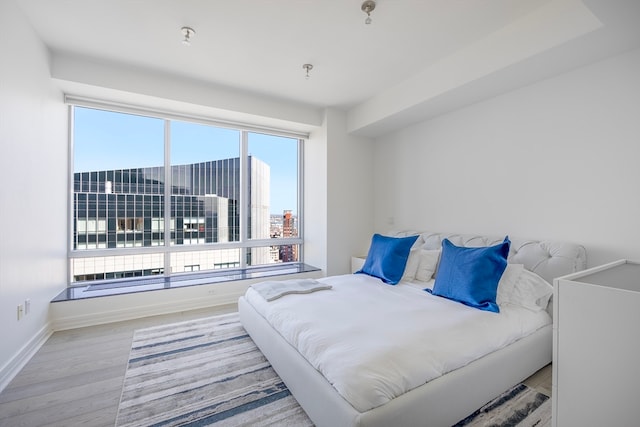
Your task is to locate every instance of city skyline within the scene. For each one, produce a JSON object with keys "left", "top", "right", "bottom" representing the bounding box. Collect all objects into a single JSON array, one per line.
[
  {"left": 71, "top": 157, "right": 300, "bottom": 281},
  {"left": 73, "top": 107, "right": 298, "bottom": 215}
]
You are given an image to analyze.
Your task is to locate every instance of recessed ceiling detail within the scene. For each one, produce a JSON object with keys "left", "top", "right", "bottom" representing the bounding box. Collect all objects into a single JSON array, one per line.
[{"left": 16, "top": 0, "right": 640, "bottom": 137}]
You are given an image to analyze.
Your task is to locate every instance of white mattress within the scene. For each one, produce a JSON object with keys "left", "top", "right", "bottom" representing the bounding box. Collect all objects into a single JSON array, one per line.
[{"left": 243, "top": 273, "right": 551, "bottom": 413}]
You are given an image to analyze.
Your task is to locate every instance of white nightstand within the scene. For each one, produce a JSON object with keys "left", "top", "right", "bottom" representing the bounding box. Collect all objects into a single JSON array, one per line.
[
  {"left": 553, "top": 259, "right": 640, "bottom": 427},
  {"left": 351, "top": 256, "right": 366, "bottom": 273}
]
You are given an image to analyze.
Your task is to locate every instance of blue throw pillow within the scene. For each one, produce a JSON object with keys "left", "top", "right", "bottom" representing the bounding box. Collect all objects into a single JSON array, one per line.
[
  {"left": 427, "top": 237, "right": 510, "bottom": 312},
  {"left": 356, "top": 234, "right": 419, "bottom": 285}
]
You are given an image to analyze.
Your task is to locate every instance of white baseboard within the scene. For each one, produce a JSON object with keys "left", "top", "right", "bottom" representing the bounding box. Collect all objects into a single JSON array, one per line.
[{"left": 0, "top": 323, "right": 53, "bottom": 393}]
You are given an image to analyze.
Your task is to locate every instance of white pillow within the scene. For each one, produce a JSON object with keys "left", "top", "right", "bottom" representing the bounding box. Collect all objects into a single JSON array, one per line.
[
  {"left": 401, "top": 248, "right": 422, "bottom": 281},
  {"left": 496, "top": 263, "right": 524, "bottom": 306},
  {"left": 401, "top": 248, "right": 441, "bottom": 282},
  {"left": 415, "top": 249, "right": 441, "bottom": 282},
  {"left": 497, "top": 265, "right": 553, "bottom": 312},
  {"left": 511, "top": 269, "right": 553, "bottom": 312}
]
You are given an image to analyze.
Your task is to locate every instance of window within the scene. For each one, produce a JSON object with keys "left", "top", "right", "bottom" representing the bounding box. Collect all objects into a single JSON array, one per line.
[
  {"left": 69, "top": 104, "right": 304, "bottom": 284},
  {"left": 117, "top": 218, "right": 143, "bottom": 233}
]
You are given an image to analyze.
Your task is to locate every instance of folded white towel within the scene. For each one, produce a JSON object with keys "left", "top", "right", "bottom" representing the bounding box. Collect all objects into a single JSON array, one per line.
[{"left": 251, "top": 278, "right": 332, "bottom": 301}]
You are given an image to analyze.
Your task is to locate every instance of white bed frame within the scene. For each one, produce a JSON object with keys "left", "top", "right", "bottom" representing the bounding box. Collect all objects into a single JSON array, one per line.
[{"left": 239, "top": 232, "right": 587, "bottom": 427}]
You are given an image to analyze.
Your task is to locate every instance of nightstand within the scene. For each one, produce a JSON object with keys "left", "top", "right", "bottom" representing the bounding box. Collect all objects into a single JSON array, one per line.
[{"left": 553, "top": 259, "right": 640, "bottom": 427}]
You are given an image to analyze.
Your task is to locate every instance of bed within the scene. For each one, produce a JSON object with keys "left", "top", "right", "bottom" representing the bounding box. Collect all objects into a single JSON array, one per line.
[{"left": 238, "top": 231, "right": 586, "bottom": 427}]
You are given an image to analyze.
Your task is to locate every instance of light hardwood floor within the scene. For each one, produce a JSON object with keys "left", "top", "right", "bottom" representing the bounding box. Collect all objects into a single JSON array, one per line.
[
  {"left": 0, "top": 304, "right": 551, "bottom": 427},
  {"left": 0, "top": 304, "right": 237, "bottom": 427}
]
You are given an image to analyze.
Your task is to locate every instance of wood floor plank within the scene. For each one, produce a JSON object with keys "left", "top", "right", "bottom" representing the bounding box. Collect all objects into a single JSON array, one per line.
[
  {"left": 0, "top": 376, "right": 123, "bottom": 422},
  {"left": 35, "top": 330, "right": 134, "bottom": 354},
  {"left": 523, "top": 363, "right": 552, "bottom": 396},
  {"left": 5, "top": 352, "right": 129, "bottom": 390},
  {"left": 0, "top": 364, "right": 126, "bottom": 404},
  {"left": 47, "top": 405, "right": 119, "bottom": 427}
]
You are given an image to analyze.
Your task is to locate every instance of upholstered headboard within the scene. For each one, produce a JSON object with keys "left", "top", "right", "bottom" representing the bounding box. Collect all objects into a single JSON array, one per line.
[{"left": 393, "top": 231, "right": 587, "bottom": 284}]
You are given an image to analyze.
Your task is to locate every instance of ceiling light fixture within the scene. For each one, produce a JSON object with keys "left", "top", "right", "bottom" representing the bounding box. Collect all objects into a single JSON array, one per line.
[
  {"left": 181, "top": 26, "right": 195, "bottom": 46},
  {"left": 361, "top": 0, "right": 376, "bottom": 25},
  {"left": 302, "top": 63, "right": 313, "bottom": 80}
]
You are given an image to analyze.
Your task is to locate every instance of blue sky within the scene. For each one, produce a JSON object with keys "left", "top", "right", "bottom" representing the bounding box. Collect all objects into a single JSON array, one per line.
[{"left": 74, "top": 107, "right": 298, "bottom": 215}]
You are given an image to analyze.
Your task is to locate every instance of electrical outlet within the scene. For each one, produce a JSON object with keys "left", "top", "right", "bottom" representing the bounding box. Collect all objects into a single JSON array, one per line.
[
  {"left": 25, "top": 299, "right": 31, "bottom": 315},
  {"left": 17, "top": 304, "right": 24, "bottom": 321}
]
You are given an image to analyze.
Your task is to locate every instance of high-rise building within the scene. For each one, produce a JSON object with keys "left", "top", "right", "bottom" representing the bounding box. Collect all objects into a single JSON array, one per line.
[
  {"left": 282, "top": 210, "right": 294, "bottom": 237},
  {"left": 72, "top": 156, "right": 270, "bottom": 281},
  {"left": 279, "top": 210, "right": 298, "bottom": 262}
]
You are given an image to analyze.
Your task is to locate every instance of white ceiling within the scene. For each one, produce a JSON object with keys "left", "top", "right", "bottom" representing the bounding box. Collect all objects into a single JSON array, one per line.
[{"left": 15, "top": 0, "right": 640, "bottom": 136}]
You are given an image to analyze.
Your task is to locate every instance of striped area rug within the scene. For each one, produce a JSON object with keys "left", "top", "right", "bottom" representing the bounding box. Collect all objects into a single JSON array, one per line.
[
  {"left": 116, "top": 312, "right": 550, "bottom": 427},
  {"left": 453, "top": 383, "right": 551, "bottom": 427},
  {"left": 115, "top": 313, "right": 312, "bottom": 427}
]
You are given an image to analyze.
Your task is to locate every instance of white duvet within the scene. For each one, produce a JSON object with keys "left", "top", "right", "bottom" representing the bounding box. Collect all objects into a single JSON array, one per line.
[{"left": 244, "top": 273, "right": 551, "bottom": 413}]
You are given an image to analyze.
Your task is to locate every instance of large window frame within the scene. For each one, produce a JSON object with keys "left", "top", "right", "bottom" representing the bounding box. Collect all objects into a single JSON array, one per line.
[{"left": 67, "top": 96, "right": 306, "bottom": 286}]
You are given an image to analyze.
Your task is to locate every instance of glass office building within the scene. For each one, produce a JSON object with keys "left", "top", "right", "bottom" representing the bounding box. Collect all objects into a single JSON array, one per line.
[{"left": 72, "top": 156, "right": 271, "bottom": 281}]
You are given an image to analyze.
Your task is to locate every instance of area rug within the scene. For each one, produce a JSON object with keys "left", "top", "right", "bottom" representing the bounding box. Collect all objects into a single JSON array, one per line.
[
  {"left": 116, "top": 313, "right": 550, "bottom": 427},
  {"left": 115, "top": 313, "right": 312, "bottom": 427},
  {"left": 453, "top": 382, "right": 550, "bottom": 427}
]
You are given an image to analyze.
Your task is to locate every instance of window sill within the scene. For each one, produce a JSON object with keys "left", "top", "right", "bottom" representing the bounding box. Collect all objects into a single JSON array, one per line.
[{"left": 52, "top": 263, "right": 321, "bottom": 302}]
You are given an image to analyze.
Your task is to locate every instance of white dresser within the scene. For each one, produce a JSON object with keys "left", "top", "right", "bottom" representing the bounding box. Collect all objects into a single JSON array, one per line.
[{"left": 552, "top": 260, "right": 640, "bottom": 427}]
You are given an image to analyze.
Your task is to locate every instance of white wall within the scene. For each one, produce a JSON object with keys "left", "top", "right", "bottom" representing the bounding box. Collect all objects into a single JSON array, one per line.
[
  {"left": 325, "top": 109, "right": 374, "bottom": 275},
  {"left": 304, "top": 113, "right": 329, "bottom": 272},
  {"left": 373, "top": 47, "right": 640, "bottom": 268},
  {"left": 0, "top": 1, "right": 68, "bottom": 389},
  {"left": 305, "top": 108, "right": 374, "bottom": 276}
]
